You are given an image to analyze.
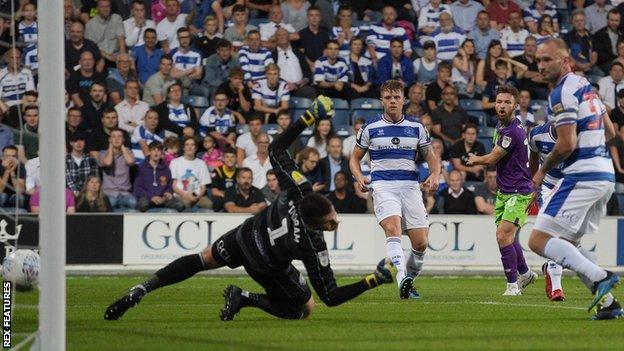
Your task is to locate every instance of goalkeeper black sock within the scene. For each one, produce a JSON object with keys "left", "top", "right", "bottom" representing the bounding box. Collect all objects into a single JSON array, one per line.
[
  {"left": 142, "top": 254, "right": 206, "bottom": 293},
  {"left": 240, "top": 291, "right": 304, "bottom": 320}
]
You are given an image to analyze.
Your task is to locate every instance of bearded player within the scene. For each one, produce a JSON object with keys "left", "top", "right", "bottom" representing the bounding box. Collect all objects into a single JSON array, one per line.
[
  {"left": 528, "top": 116, "right": 623, "bottom": 319},
  {"left": 467, "top": 85, "right": 538, "bottom": 296},
  {"left": 530, "top": 38, "right": 622, "bottom": 318},
  {"left": 104, "top": 96, "right": 396, "bottom": 321},
  {"left": 350, "top": 79, "right": 440, "bottom": 299}
]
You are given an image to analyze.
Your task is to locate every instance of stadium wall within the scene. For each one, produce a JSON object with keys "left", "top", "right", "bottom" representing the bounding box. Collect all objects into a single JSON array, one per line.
[{"left": 1, "top": 214, "right": 624, "bottom": 271}]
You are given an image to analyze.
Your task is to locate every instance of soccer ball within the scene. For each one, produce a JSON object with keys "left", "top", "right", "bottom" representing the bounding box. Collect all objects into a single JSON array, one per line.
[{"left": 2, "top": 249, "right": 40, "bottom": 291}]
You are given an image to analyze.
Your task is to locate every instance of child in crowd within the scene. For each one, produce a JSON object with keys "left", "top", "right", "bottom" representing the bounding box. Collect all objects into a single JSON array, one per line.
[
  {"left": 163, "top": 136, "right": 181, "bottom": 167},
  {"left": 199, "top": 135, "right": 223, "bottom": 171}
]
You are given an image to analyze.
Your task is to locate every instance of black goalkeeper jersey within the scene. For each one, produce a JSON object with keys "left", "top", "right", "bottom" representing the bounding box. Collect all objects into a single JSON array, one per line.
[{"left": 233, "top": 117, "right": 339, "bottom": 303}]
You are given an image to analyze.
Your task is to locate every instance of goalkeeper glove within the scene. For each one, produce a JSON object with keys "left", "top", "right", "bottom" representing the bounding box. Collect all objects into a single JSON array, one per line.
[{"left": 302, "top": 95, "right": 334, "bottom": 126}]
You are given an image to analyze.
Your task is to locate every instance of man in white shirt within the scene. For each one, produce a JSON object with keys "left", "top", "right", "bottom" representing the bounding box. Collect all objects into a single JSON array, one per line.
[
  {"left": 272, "top": 28, "right": 316, "bottom": 99},
  {"left": 450, "top": 0, "right": 484, "bottom": 34},
  {"left": 123, "top": 0, "right": 156, "bottom": 50},
  {"left": 259, "top": 5, "right": 299, "bottom": 49},
  {"left": 170, "top": 135, "right": 213, "bottom": 210},
  {"left": 242, "top": 133, "right": 273, "bottom": 189},
  {"left": 235, "top": 114, "right": 272, "bottom": 165},
  {"left": 598, "top": 62, "right": 624, "bottom": 112},
  {"left": 115, "top": 80, "right": 149, "bottom": 134},
  {"left": 156, "top": 0, "right": 189, "bottom": 53}
]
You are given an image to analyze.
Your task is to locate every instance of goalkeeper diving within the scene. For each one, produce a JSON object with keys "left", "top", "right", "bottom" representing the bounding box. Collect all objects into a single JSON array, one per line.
[{"left": 104, "top": 96, "right": 395, "bottom": 321}]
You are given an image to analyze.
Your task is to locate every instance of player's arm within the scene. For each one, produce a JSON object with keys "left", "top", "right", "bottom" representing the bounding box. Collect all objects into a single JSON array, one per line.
[
  {"left": 349, "top": 146, "right": 369, "bottom": 193},
  {"left": 467, "top": 145, "right": 507, "bottom": 167},
  {"left": 541, "top": 124, "right": 576, "bottom": 174},
  {"left": 268, "top": 96, "right": 334, "bottom": 202},
  {"left": 529, "top": 150, "right": 540, "bottom": 176},
  {"left": 420, "top": 143, "right": 440, "bottom": 192}
]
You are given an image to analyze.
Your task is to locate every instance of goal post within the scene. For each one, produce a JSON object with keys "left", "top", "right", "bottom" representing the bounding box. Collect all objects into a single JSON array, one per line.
[{"left": 37, "top": 0, "right": 66, "bottom": 349}]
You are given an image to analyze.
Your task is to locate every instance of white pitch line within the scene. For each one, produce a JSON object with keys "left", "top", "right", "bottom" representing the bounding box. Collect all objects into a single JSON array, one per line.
[{"left": 30, "top": 301, "right": 587, "bottom": 311}]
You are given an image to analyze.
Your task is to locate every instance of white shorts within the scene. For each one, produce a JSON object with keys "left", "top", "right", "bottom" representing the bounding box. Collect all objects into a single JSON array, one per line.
[
  {"left": 533, "top": 179, "right": 614, "bottom": 242},
  {"left": 371, "top": 183, "right": 428, "bottom": 229}
]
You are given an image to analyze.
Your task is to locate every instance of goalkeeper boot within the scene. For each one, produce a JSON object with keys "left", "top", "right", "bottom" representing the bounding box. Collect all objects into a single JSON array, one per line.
[
  {"left": 399, "top": 276, "right": 414, "bottom": 300},
  {"left": 517, "top": 270, "right": 538, "bottom": 292},
  {"left": 592, "top": 300, "right": 624, "bottom": 320},
  {"left": 374, "top": 257, "right": 396, "bottom": 284},
  {"left": 220, "top": 285, "right": 244, "bottom": 321},
  {"left": 589, "top": 271, "right": 620, "bottom": 312},
  {"left": 104, "top": 285, "right": 146, "bottom": 320}
]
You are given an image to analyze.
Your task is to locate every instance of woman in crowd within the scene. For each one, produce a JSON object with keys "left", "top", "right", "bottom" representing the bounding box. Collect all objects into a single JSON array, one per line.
[
  {"left": 281, "top": 0, "right": 311, "bottom": 32},
  {"left": 452, "top": 39, "right": 478, "bottom": 98},
  {"left": 475, "top": 40, "right": 512, "bottom": 90},
  {"left": 534, "top": 14, "right": 558, "bottom": 45},
  {"left": 307, "top": 119, "right": 335, "bottom": 159},
  {"left": 76, "top": 175, "right": 112, "bottom": 213}
]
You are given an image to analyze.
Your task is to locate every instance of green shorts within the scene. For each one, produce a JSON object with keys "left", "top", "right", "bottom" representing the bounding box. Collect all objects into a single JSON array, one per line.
[{"left": 494, "top": 192, "right": 532, "bottom": 227}]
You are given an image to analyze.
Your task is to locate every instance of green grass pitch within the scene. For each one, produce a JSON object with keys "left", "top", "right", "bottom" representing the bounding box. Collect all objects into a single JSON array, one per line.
[{"left": 11, "top": 275, "right": 624, "bottom": 350}]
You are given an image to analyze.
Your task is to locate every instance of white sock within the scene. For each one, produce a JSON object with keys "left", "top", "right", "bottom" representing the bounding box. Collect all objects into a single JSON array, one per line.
[
  {"left": 386, "top": 237, "right": 406, "bottom": 287},
  {"left": 406, "top": 249, "right": 425, "bottom": 279},
  {"left": 543, "top": 238, "right": 607, "bottom": 283},
  {"left": 577, "top": 247, "right": 614, "bottom": 307},
  {"left": 546, "top": 261, "right": 563, "bottom": 292}
]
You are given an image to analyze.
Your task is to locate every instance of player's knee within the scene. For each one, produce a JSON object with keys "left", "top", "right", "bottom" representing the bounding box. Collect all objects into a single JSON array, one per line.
[
  {"left": 495, "top": 229, "right": 514, "bottom": 247},
  {"left": 528, "top": 232, "right": 547, "bottom": 254},
  {"left": 200, "top": 246, "right": 221, "bottom": 269},
  {"left": 412, "top": 240, "right": 428, "bottom": 252}
]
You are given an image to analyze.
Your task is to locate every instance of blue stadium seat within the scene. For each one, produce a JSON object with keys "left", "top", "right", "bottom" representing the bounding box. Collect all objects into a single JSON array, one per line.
[
  {"left": 459, "top": 99, "right": 482, "bottom": 111},
  {"left": 262, "top": 124, "right": 280, "bottom": 136},
  {"left": 479, "top": 137, "right": 493, "bottom": 153},
  {"left": 618, "top": 194, "right": 624, "bottom": 216},
  {"left": 468, "top": 111, "right": 487, "bottom": 126},
  {"left": 291, "top": 109, "right": 307, "bottom": 119},
  {"left": 289, "top": 97, "right": 313, "bottom": 109},
  {"left": 351, "top": 98, "right": 382, "bottom": 110},
  {"left": 333, "top": 110, "right": 351, "bottom": 125},
  {"left": 352, "top": 109, "right": 382, "bottom": 123},
  {"left": 331, "top": 98, "right": 350, "bottom": 110},
  {"left": 335, "top": 125, "right": 353, "bottom": 137},
  {"left": 184, "top": 95, "right": 210, "bottom": 108},
  {"left": 478, "top": 127, "right": 496, "bottom": 138}
]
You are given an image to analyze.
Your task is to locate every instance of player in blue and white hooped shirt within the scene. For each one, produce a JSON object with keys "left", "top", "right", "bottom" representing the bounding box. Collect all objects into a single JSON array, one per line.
[
  {"left": 131, "top": 109, "right": 164, "bottom": 164},
  {"left": 366, "top": 5, "right": 412, "bottom": 62},
  {"left": 531, "top": 38, "right": 622, "bottom": 317},
  {"left": 238, "top": 30, "right": 274, "bottom": 83},
  {"left": 199, "top": 92, "right": 238, "bottom": 149},
  {"left": 528, "top": 101, "right": 622, "bottom": 318},
  {"left": 18, "top": 2, "right": 38, "bottom": 46},
  {"left": 350, "top": 80, "right": 440, "bottom": 300},
  {"left": 252, "top": 64, "right": 290, "bottom": 123}
]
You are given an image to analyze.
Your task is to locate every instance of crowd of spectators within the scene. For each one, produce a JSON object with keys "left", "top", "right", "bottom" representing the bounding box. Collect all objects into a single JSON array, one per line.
[{"left": 1, "top": 0, "right": 624, "bottom": 215}]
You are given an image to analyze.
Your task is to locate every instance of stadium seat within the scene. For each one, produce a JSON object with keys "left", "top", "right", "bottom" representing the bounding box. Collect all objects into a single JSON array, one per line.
[
  {"left": 478, "top": 127, "right": 496, "bottom": 138},
  {"left": 468, "top": 111, "right": 487, "bottom": 126},
  {"left": 237, "top": 125, "right": 249, "bottom": 135},
  {"left": 351, "top": 98, "right": 382, "bottom": 110},
  {"left": 291, "top": 108, "right": 307, "bottom": 120},
  {"left": 333, "top": 110, "right": 351, "bottom": 125},
  {"left": 459, "top": 99, "right": 482, "bottom": 111},
  {"left": 184, "top": 95, "right": 210, "bottom": 108},
  {"left": 479, "top": 137, "right": 493, "bottom": 153},
  {"left": 331, "top": 98, "right": 350, "bottom": 110},
  {"left": 352, "top": 109, "right": 382, "bottom": 123},
  {"left": 335, "top": 125, "right": 353, "bottom": 137},
  {"left": 289, "top": 97, "right": 313, "bottom": 109},
  {"left": 262, "top": 124, "right": 280, "bottom": 136}
]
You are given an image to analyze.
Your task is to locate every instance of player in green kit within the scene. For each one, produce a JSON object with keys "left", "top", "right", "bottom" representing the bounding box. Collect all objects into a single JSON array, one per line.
[{"left": 467, "top": 85, "right": 538, "bottom": 295}]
